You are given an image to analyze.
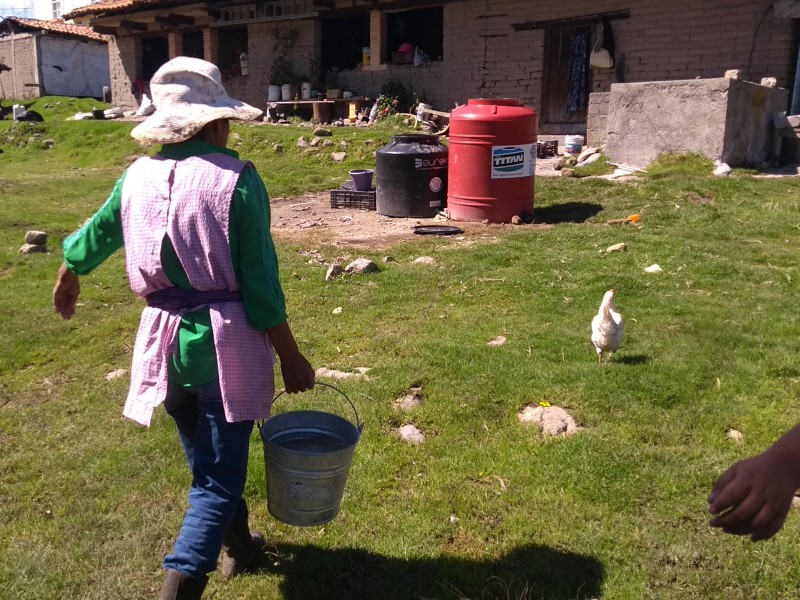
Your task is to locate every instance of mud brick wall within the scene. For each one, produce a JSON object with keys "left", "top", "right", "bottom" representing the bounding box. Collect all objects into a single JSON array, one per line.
[
  {"left": 0, "top": 34, "right": 40, "bottom": 99},
  {"left": 107, "top": 35, "right": 139, "bottom": 109},
  {"left": 338, "top": 0, "right": 793, "bottom": 130},
  {"left": 101, "top": 0, "right": 795, "bottom": 124}
]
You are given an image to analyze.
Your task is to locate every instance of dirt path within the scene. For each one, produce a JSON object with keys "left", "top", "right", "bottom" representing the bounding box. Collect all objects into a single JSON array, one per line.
[{"left": 270, "top": 157, "right": 562, "bottom": 249}]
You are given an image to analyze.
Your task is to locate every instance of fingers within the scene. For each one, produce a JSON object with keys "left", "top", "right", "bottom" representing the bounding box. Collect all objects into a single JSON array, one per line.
[
  {"left": 709, "top": 485, "right": 762, "bottom": 532},
  {"left": 708, "top": 470, "right": 750, "bottom": 517},
  {"left": 281, "top": 360, "right": 315, "bottom": 394},
  {"left": 708, "top": 464, "right": 738, "bottom": 506},
  {"left": 53, "top": 267, "right": 79, "bottom": 320},
  {"left": 53, "top": 293, "right": 75, "bottom": 320},
  {"left": 710, "top": 500, "right": 762, "bottom": 536}
]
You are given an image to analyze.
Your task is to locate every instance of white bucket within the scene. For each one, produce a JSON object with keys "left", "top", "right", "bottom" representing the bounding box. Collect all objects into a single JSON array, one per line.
[
  {"left": 301, "top": 82, "right": 312, "bottom": 99},
  {"left": 268, "top": 85, "right": 281, "bottom": 102},
  {"left": 281, "top": 84, "right": 295, "bottom": 101},
  {"left": 416, "top": 102, "right": 433, "bottom": 122},
  {"left": 564, "top": 134, "right": 584, "bottom": 155}
]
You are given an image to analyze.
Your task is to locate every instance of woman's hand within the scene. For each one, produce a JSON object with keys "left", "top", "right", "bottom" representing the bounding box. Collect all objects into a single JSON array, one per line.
[
  {"left": 53, "top": 264, "right": 80, "bottom": 320},
  {"left": 267, "top": 320, "right": 315, "bottom": 393},
  {"left": 709, "top": 447, "right": 800, "bottom": 541}
]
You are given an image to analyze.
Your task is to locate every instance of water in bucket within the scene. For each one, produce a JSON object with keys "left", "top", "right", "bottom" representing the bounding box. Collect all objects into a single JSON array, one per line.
[{"left": 261, "top": 384, "right": 362, "bottom": 527}]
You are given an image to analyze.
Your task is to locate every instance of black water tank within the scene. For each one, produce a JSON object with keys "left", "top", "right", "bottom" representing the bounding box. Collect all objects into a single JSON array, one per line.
[{"left": 376, "top": 134, "right": 448, "bottom": 217}]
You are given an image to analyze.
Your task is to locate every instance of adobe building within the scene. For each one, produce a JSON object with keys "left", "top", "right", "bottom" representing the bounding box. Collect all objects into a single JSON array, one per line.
[
  {"left": 0, "top": 17, "right": 110, "bottom": 99},
  {"left": 64, "top": 0, "right": 798, "bottom": 142}
]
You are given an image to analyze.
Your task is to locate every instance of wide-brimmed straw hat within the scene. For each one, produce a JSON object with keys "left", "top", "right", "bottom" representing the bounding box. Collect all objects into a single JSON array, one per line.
[{"left": 131, "top": 56, "right": 263, "bottom": 145}]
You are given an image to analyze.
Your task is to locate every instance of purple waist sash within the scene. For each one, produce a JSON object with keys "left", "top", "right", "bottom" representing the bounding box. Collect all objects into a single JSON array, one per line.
[{"left": 145, "top": 287, "right": 242, "bottom": 312}]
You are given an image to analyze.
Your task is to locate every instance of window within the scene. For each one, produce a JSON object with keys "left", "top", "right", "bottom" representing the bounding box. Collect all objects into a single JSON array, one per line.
[
  {"left": 386, "top": 6, "right": 443, "bottom": 64},
  {"left": 320, "top": 15, "right": 369, "bottom": 74},
  {"left": 52, "top": 0, "right": 61, "bottom": 19}
]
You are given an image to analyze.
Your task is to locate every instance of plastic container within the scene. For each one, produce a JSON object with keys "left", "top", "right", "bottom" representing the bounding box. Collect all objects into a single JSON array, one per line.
[
  {"left": 564, "top": 134, "right": 584, "bottom": 155},
  {"left": 281, "top": 83, "right": 296, "bottom": 101},
  {"left": 376, "top": 134, "right": 449, "bottom": 218},
  {"left": 349, "top": 169, "right": 374, "bottom": 191},
  {"left": 362, "top": 47, "right": 371, "bottom": 66},
  {"left": 447, "top": 98, "right": 537, "bottom": 223},
  {"left": 268, "top": 85, "right": 281, "bottom": 102},
  {"left": 301, "top": 82, "right": 312, "bottom": 99}
]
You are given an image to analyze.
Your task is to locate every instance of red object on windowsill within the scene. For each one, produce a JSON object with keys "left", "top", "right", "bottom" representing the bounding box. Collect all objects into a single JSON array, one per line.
[{"left": 391, "top": 50, "right": 414, "bottom": 65}]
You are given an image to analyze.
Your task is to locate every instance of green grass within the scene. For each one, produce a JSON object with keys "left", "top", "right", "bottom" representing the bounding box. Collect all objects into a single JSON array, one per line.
[{"left": 2, "top": 98, "right": 800, "bottom": 599}]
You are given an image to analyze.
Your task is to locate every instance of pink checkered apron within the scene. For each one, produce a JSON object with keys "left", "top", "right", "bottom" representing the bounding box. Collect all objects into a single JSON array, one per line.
[{"left": 120, "top": 153, "right": 275, "bottom": 426}]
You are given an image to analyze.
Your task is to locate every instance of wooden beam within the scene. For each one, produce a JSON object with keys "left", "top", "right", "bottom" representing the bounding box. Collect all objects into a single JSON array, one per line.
[
  {"left": 120, "top": 20, "right": 148, "bottom": 31},
  {"left": 155, "top": 14, "right": 196, "bottom": 26},
  {"left": 512, "top": 9, "right": 630, "bottom": 32},
  {"left": 324, "top": 0, "right": 456, "bottom": 18},
  {"left": 92, "top": 25, "right": 118, "bottom": 35}
]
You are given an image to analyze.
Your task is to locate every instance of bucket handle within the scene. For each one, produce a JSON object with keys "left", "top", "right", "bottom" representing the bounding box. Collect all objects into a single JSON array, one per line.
[{"left": 270, "top": 382, "right": 363, "bottom": 433}]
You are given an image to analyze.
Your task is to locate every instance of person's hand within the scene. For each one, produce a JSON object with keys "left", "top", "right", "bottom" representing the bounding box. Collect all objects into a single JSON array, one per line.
[
  {"left": 708, "top": 449, "right": 798, "bottom": 541},
  {"left": 53, "top": 264, "right": 80, "bottom": 320},
  {"left": 266, "top": 320, "right": 315, "bottom": 394},
  {"left": 280, "top": 352, "right": 315, "bottom": 394}
]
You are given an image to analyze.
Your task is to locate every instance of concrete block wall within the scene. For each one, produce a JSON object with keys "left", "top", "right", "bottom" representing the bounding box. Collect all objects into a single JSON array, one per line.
[
  {"left": 724, "top": 79, "right": 789, "bottom": 165},
  {"left": 586, "top": 92, "right": 610, "bottom": 147},
  {"left": 0, "top": 34, "right": 40, "bottom": 99},
  {"left": 604, "top": 78, "right": 788, "bottom": 168}
]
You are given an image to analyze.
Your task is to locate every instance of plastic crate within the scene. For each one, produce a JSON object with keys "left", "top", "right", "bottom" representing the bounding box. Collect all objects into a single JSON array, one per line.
[
  {"left": 536, "top": 140, "right": 558, "bottom": 158},
  {"left": 330, "top": 188, "right": 376, "bottom": 210}
]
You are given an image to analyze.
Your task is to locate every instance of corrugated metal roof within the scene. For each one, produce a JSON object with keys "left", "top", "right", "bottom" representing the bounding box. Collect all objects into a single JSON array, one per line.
[{"left": 3, "top": 17, "right": 110, "bottom": 42}]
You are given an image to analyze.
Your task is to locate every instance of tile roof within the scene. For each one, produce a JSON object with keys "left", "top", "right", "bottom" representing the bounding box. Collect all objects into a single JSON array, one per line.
[
  {"left": 63, "top": 0, "right": 157, "bottom": 20},
  {"left": 2, "top": 17, "right": 110, "bottom": 42}
]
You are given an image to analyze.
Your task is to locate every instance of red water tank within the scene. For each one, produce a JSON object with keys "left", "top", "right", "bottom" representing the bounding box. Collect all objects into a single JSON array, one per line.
[{"left": 447, "top": 98, "right": 537, "bottom": 223}]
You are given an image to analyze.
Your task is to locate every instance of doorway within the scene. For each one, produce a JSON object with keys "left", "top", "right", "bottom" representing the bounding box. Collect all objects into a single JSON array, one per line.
[
  {"left": 541, "top": 26, "right": 591, "bottom": 133},
  {"left": 183, "top": 31, "right": 204, "bottom": 60},
  {"left": 142, "top": 36, "right": 168, "bottom": 81}
]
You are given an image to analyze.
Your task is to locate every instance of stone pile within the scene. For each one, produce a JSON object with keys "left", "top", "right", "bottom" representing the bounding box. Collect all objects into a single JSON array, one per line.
[{"left": 20, "top": 230, "right": 47, "bottom": 254}]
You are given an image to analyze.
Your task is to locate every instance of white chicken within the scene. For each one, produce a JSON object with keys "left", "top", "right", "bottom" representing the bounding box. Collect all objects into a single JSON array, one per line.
[{"left": 591, "top": 289, "right": 624, "bottom": 364}]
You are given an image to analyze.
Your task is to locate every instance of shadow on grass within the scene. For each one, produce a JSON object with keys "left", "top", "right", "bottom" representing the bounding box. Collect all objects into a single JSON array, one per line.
[
  {"left": 266, "top": 542, "right": 604, "bottom": 600},
  {"left": 617, "top": 354, "right": 649, "bottom": 365},
  {"left": 533, "top": 202, "right": 603, "bottom": 224}
]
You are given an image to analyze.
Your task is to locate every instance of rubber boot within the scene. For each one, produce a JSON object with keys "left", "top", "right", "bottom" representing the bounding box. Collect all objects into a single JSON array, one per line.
[
  {"left": 221, "top": 510, "right": 265, "bottom": 577},
  {"left": 160, "top": 569, "right": 208, "bottom": 600}
]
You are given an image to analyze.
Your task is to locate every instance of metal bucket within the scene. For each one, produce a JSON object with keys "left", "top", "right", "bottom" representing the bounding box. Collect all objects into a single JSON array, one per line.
[{"left": 260, "top": 383, "right": 362, "bottom": 527}]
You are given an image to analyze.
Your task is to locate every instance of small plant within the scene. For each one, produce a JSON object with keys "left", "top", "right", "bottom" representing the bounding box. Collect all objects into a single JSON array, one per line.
[
  {"left": 375, "top": 95, "right": 400, "bottom": 120},
  {"left": 380, "top": 81, "right": 409, "bottom": 111}
]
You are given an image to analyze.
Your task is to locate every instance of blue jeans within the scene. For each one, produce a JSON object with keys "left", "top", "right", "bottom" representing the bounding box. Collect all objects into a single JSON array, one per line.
[{"left": 162, "top": 379, "right": 254, "bottom": 578}]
